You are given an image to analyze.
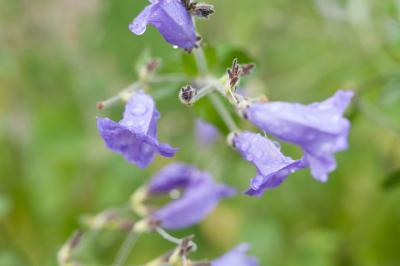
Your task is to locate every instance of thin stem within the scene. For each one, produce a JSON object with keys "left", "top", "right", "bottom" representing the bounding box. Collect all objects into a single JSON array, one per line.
[
  {"left": 112, "top": 229, "right": 140, "bottom": 266},
  {"left": 97, "top": 82, "right": 142, "bottom": 110},
  {"left": 190, "top": 83, "right": 214, "bottom": 103},
  {"left": 97, "top": 74, "right": 186, "bottom": 110},
  {"left": 156, "top": 227, "right": 197, "bottom": 252},
  {"left": 193, "top": 48, "right": 208, "bottom": 76},
  {"left": 155, "top": 227, "right": 181, "bottom": 244},
  {"left": 209, "top": 93, "right": 239, "bottom": 132}
]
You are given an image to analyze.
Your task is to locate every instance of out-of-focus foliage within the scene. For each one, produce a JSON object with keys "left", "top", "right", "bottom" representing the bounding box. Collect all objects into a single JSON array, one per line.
[{"left": 1, "top": 0, "right": 400, "bottom": 265}]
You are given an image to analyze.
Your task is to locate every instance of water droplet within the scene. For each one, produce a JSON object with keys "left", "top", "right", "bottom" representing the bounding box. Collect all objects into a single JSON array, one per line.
[
  {"left": 272, "top": 141, "right": 281, "bottom": 150},
  {"left": 131, "top": 104, "right": 146, "bottom": 115},
  {"left": 255, "top": 150, "right": 263, "bottom": 159},
  {"left": 240, "top": 142, "right": 249, "bottom": 151},
  {"left": 126, "top": 121, "right": 134, "bottom": 127},
  {"left": 172, "top": 45, "right": 179, "bottom": 49}
]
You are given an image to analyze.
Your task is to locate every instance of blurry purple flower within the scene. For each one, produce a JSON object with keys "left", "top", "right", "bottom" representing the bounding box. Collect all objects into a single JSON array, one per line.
[
  {"left": 245, "top": 90, "right": 353, "bottom": 182},
  {"left": 232, "top": 132, "right": 305, "bottom": 196},
  {"left": 148, "top": 162, "right": 211, "bottom": 194},
  {"left": 147, "top": 163, "right": 236, "bottom": 229},
  {"left": 195, "top": 119, "right": 220, "bottom": 146},
  {"left": 97, "top": 92, "right": 177, "bottom": 168},
  {"left": 212, "top": 243, "right": 259, "bottom": 266},
  {"left": 129, "top": 0, "right": 197, "bottom": 50}
]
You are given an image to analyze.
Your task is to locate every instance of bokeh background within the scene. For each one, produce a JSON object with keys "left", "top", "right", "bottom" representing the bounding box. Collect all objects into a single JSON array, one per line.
[{"left": 1, "top": 0, "right": 400, "bottom": 265}]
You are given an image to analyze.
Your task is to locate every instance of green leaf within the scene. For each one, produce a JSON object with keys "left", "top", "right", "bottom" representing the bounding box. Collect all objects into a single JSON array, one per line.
[{"left": 382, "top": 168, "right": 400, "bottom": 190}]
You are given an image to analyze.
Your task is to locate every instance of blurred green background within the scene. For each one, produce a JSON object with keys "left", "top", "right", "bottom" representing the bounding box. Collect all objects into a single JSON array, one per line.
[{"left": 1, "top": 0, "right": 400, "bottom": 265}]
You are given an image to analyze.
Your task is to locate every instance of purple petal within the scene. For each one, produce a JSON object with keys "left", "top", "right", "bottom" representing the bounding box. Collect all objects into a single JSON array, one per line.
[
  {"left": 97, "top": 92, "right": 177, "bottom": 168},
  {"left": 148, "top": 163, "right": 235, "bottom": 230},
  {"left": 233, "top": 132, "right": 305, "bottom": 196},
  {"left": 245, "top": 90, "right": 353, "bottom": 182},
  {"left": 129, "top": 0, "right": 197, "bottom": 49},
  {"left": 147, "top": 162, "right": 212, "bottom": 194},
  {"left": 195, "top": 119, "right": 220, "bottom": 146},
  {"left": 212, "top": 243, "right": 259, "bottom": 266},
  {"left": 152, "top": 181, "right": 235, "bottom": 229}
]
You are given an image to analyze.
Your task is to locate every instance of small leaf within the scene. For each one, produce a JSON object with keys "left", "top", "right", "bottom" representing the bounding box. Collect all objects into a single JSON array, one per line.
[{"left": 382, "top": 168, "right": 400, "bottom": 190}]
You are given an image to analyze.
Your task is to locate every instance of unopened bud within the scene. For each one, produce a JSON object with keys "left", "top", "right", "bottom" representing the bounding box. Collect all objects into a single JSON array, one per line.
[
  {"left": 190, "top": 3, "right": 215, "bottom": 19},
  {"left": 179, "top": 85, "right": 197, "bottom": 106}
]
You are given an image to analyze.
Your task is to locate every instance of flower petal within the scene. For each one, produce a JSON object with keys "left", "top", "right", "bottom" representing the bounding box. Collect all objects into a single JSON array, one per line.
[
  {"left": 152, "top": 181, "right": 235, "bottom": 229},
  {"left": 97, "top": 92, "right": 176, "bottom": 168},
  {"left": 245, "top": 90, "right": 353, "bottom": 182},
  {"left": 212, "top": 243, "right": 259, "bottom": 266},
  {"left": 129, "top": 0, "right": 197, "bottom": 49},
  {"left": 147, "top": 162, "right": 212, "bottom": 194},
  {"left": 233, "top": 132, "right": 304, "bottom": 196}
]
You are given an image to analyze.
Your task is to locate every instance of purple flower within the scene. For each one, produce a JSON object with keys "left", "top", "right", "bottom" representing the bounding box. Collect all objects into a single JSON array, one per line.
[
  {"left": 195, "top": 119, "right": 220, "bottom": 146},
  {"left": 212, "top": 243, "right": 259, "bottom": 266},
  {"left": 232, "top": 132, "right": 305, "bottom": 196},
  {"left": 244, "top": 90, "right": 353, "bottom": 182},
  {"left": 147, "top": 163, "right": 236, "bottom": 229},
  {"left": 97, "top": 92, "right": 177, "bottom": 168},
  {"left": 129, "top": 0, "right": 197, "bottom": 50}
]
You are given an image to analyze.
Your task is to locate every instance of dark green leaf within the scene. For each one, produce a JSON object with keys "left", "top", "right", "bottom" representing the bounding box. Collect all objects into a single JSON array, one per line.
[{"left": 382, "top": 168, "right": 400, "bottom": 190}]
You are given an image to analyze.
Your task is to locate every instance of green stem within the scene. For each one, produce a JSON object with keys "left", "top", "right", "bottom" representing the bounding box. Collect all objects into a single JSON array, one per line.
[
  {"left": 209, "top": 93, "right": 239, "bottom": 132},
  {"left": 193, "top": 48, "right": 208, "bottom": 76},
  {"left": 112, "top": 229, "right": 140, "bottom": 266}
]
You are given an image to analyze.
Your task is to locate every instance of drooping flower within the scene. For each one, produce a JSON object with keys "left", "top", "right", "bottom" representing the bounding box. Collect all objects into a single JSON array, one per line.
[
  {"left": 231, "top": 131, "right": 305, "bottom": 196},
  {"left": 129, "top": 0, "right": 197, "bottom": 50},
  {"left": 212, "top": 243, "right": 259, "bottom": 266},
  {"left": 97, "top": 92, "right": 177, "bottom": 168},
  {"left": 147, "top": 163, "right": 236, "bottom": 229},
  {"left": 244, "top": 90, "right": 353, "bottom": 182},
  {"left": 195, "top": 119, "right": 220, "bottom": 146}
]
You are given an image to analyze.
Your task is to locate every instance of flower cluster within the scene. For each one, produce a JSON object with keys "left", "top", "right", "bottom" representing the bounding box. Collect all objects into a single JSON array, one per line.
[{"left": 59, "top": 0, "right": 354, "bottom": 265}]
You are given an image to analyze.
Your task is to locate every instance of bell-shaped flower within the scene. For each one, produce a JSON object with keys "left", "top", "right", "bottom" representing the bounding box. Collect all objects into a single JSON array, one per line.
[
  {"left": 97, "top": 92, "right": 177, "bottom": 168},
  {"left": 146, "top": 163, "right": 236, "bottom": 229},
  {"left": 232, "top": 132, "right": 305, "bottom": 196},
  {"left": 129, "top": 0, "right": 197, "bottom": 50},
  {"left": 212, "top": 243, "right": 259, "bottom": 266},
  {"left": 244, "top": 90, "right": 353, "bottom": 182}
]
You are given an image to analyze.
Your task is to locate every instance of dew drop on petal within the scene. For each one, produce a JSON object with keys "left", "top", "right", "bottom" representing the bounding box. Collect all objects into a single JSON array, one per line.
[
  {"left": 131, "top": 104, "right": 147, "bottom": 115},
  {"left": 272, "top": 141, "right": 281, "bottom": 150}
]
